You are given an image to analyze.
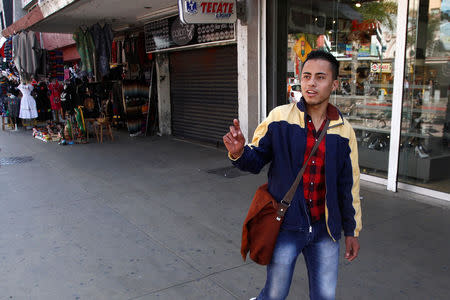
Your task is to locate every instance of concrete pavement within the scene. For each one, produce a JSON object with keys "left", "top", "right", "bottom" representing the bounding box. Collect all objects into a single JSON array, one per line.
[{"left": 0, "top": 128, "right": 449, "bottom": 300}]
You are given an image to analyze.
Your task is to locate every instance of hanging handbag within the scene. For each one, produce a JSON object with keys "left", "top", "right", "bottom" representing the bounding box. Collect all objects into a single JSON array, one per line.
[{"left": 241, "top": 120, "right": 330, "bottom": 265}]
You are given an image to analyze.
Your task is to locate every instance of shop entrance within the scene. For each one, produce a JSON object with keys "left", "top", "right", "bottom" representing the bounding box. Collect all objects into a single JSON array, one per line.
[{"left": 169, "top": 45, "right": 238, "bottom": 145}]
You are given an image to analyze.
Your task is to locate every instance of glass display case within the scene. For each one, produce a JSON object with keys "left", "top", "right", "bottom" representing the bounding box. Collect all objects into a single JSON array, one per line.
[{"left": 284, "top": 0, "right": 450, "bottom": 193}]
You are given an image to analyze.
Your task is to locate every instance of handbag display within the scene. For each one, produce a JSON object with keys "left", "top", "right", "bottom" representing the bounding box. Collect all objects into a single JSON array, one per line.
[{"left": 241, "top": 120, "right": 330, "bottom": 265}]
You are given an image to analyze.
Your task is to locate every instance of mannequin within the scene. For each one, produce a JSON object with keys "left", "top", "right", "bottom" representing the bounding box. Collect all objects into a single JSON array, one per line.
[{"left": 18, "top": 79, "right": 38, "bottom": 127}]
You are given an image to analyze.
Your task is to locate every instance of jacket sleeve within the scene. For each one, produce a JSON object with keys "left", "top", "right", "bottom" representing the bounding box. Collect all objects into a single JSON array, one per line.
[
  {"left": 229, "top": 111, "right": 275, "bottom": 174},
  {"left": 338, "top": 125, "right": 362, "bottom": 237}
]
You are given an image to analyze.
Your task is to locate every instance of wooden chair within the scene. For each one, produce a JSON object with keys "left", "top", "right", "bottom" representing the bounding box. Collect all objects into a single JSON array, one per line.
[
  {"left": 94, "top": 117, "right": 114, "bottom": 143},
  {"left": 84, "top": 118, "right": 96, "bottom": 142},
  {"left": 1, "top": 115, "right": 8, "bottom": 130}
]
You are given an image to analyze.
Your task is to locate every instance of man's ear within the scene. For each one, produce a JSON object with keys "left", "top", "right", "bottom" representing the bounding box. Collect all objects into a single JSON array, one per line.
[{"left": 332, "top": 79, "right": 339, "bottom": 91}]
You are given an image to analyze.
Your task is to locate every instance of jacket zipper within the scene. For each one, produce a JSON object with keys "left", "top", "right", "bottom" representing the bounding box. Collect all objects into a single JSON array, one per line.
[
  {"left": 324, "top": 128, "right": 336, "bottom": 242},
  {"left": 302, "top": 115, "right": 312, "bottom": 233},
  {"left": 304, "top": 201, "right": 312, "bottom": 233},
  {"left": 324, "top": 167, "right": 336, "bottom": 242}
]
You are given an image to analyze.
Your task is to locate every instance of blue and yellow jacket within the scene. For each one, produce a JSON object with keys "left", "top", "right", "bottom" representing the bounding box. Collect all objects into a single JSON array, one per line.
[{"left": 230, "top": 99, "right": 362, "bottom": 241}]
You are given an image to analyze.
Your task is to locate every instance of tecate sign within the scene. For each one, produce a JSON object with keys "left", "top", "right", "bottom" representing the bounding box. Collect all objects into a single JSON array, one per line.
[{"left": 178, "top": 0, "right": 237, "bottom": 24}]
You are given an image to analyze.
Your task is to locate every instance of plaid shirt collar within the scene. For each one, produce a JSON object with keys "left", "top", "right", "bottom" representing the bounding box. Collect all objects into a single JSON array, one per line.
[{"left": 297, "top": 97, "right": 340, "bottom": 121}]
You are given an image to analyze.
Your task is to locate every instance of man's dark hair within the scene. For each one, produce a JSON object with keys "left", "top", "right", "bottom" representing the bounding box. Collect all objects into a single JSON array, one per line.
[{"left": 303, "top": 50, "right": 339, "bottom": 80}]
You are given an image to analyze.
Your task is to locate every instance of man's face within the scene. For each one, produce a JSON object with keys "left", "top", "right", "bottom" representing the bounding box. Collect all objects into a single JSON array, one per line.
[{"left": 300, "top": 59, "right": 338, "bottom": 106}]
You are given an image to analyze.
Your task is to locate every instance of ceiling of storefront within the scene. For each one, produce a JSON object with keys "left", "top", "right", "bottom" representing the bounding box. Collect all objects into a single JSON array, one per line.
[{"left": 30, "top": 0, "right": 178, "bottom": 33}]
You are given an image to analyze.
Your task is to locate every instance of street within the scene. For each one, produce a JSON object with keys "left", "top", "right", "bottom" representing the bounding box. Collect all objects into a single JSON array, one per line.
[{"left": 0, "top": 128, "right": 449, "bottom": 300}]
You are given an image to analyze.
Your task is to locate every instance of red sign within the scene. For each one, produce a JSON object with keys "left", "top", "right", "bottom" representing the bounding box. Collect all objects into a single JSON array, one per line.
[
  {"left": 178, "top": 0, "right": 237, "bottom": 24},
  {"left": 200, "top": 2, "right": 234, "bottom": 14},
  {"left": 371, "top": 63, "right": 392, "bottom": 73}
]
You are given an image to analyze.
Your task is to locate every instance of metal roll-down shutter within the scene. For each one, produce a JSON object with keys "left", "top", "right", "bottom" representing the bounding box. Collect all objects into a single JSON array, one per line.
[{"left": 169, "top": 45, "right": 238, "bottom": 145}]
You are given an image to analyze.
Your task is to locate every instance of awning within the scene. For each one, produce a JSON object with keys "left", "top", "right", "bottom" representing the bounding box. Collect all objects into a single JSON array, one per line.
[
  {"left": 2, "top": 4, "right": 44, "bottom": 37},
  {"left": 2, "top": 0, "right": 179, "bottom": 37}
]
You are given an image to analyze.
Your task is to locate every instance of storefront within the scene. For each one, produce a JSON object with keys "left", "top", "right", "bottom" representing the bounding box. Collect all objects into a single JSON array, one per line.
[
  {"left": 267, "top": 0, "right": 450, "bottom": 199},
  {"left": 1, "top": 1, "right": 239, "bottom": 145},
  {"left": 144, "top": 15, "right": 238, "bottom": 145},
  {"left": 169, "top": 45, "right": 238, "bottom": 144}
]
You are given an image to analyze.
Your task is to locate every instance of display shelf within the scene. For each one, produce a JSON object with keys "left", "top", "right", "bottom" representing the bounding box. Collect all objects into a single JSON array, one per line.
[
  {"left": 359, "top": 147, "right": 450, "bottom": 182},
  {"left": 355, "top": 103, "right": 447, "bottom": 113},
  {"left": 351, "top": 124, "right": 442, "bottom": 139},
  {"left": 352, "top": 124, "right": 390, "bottom": 134}
]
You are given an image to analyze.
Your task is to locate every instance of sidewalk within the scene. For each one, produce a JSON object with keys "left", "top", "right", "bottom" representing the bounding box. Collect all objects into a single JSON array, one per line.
[{"left": 0, "top": 129, "right": 449, "bottom": 300}]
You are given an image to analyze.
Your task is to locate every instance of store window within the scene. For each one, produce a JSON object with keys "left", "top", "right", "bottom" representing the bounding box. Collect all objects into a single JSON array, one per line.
[
  {"left": 285, "top": 0, "right": 399, "bottom": 179},
  {"left": 398, "top": 0, "right": 450, "bottom": 193}
]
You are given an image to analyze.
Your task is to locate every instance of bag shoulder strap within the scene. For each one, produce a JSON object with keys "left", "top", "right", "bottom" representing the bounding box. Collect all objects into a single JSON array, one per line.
[{"left": 276, "top": 119, "right": 330, "bottom": 220}]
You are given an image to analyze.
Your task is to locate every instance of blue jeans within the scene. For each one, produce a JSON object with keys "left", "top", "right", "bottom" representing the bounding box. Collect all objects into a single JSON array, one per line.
[{"left": 257, "top": 221, "right": 340, "bottom": 300}]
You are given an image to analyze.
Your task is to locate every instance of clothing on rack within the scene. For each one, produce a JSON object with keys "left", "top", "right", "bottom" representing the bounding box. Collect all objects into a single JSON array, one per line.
[
  {"left": 27, "top": 31, "right": 39, "bottom": 75},
  {"left": 123, "top": 37, "right": 140, "bottom": 65},
  {"left": 18, "top": 83, "right": 38, "bottom": 119},
  {"left": 35, "top": 48, "right": 50, "bottom": 77},
  {"left": 7, "top": 95, "right": 20, "bottom": 118},
  {"left": 0, "top": 43, "right": 5, "bottom": 58},
  {"left": 34, "top": 81, "right": 52, "bottom": 121},
  {"left": 90, "top": 23, "right": 114, "bottom": 77},
  {"left": 12, "top": 31, "right": 41, "bottom": 77},
  {"left": 73, "top": 28, "right": 95, "bottom": 77},
  {"left": 12, "top": 34, "right": 20, "bottom": 73},
  {"left": 111, "top": 41, "right": 117, "bottom": 64},
  {"left": 4, "top": 37, "right": 16, "bottom": 75},
  {"left": 49, "top": 50, "right": 64, "bottom": 81},
  {"left": 122, "top": 80, "right": 150, "bottom": 135},
  {"left": 118, "top": 40, "right": 123, "bottom": 64},
  {"left": 0, "top": 77, "right": 8, "bottom": 95},
  {"left": 48, "top": 81, "right": 63, "bottom": 111},
  {"left": 137, "top": 33, "right": 148, "bottom": 66},
  {"left": 0, "top": 95, "right": 7, "bottom": 116},
  {"left": 17, "top": 32, "right": 28, "bottom": 74},
  {"left": 61, "top": 81, "right": 76, "bottom": 115},
  {"left": 64, "top": 68, "right": 70, "bottom": 81}
]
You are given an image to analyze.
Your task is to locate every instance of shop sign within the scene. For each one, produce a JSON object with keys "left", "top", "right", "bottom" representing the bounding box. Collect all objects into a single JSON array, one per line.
[
  {"left": 294, "top": 36, "right": 312, "bottom": 63},
  {"left": 178, "top": 0, "right": 237, "bottom": 24},
  {"left": 171, "top": 18, "right": 196, "bottom": 46},
  {"left": 371, "top": 63, "right": 392, "bottom": 73},
  {"left": 144, "top": 16, "right": 235, "bottom": 52},
  {"left": 358, "top": 44, "right": 371, "bottom": 57}
]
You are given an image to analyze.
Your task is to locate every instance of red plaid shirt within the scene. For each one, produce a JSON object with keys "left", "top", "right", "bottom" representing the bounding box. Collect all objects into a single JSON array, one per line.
[{"left": 302, "top": 115, "right": 327, "bottom": 223}]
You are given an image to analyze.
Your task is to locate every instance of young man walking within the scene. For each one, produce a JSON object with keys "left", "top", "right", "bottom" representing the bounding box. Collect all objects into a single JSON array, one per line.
[{"left": 223, "top": 50, "right": 361, "bottom": 300}]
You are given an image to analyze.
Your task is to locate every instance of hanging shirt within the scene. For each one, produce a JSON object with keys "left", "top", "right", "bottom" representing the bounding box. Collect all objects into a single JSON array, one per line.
[
  {"left": 8, "top": 95, "right": 21, "bottom": 118},
  {"left": 49, "top": 81, "right": 63, "bottom": 110},
  {"left": 73, "top": 28, "right": 95, "bottom": 76}
]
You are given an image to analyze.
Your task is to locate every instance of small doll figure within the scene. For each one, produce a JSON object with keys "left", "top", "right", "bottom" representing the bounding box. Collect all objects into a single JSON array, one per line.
[
  {"left": 60, "top": 114, "right": 74, "bottom": 145},
  {"left": 32, "top": 126, "right": 39, "bottom": 138}
]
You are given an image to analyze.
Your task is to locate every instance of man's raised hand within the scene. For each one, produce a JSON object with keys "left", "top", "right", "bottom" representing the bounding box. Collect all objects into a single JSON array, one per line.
[{"left": 223, "top": 119, "right": 245, "bottom": 159}]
